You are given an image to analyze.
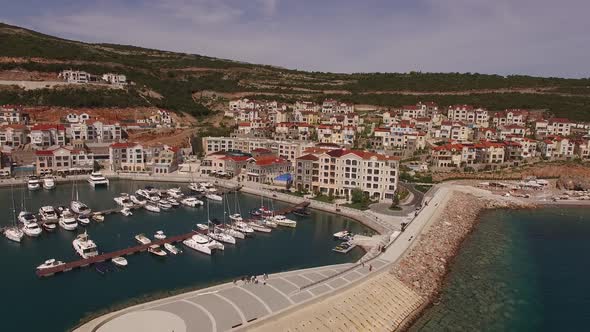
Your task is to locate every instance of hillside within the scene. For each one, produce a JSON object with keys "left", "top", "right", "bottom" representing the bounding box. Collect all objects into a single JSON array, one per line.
[{"left": 1, "top": 22, "right": 590, "bottom": 120}]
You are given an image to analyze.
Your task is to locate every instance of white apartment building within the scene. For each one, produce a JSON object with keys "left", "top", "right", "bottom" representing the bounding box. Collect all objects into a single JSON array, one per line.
[
  {"left": 59, "top": 70, "right": 91, "bottom": 83},
  {"left": 102, "top": 73, "right": 127, "bottom": 85},
  {"left": 447, "top": 105, "right": 489, "bottom": 127},
  {"left": 294, "top": 148, "right": 399, "bottom": 202},
  {"left": 321, "top": 99, "right": 354, "bottom": 114}
]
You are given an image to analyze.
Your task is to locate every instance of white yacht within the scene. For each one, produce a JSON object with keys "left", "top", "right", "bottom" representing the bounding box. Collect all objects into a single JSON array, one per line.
[
  {"left": 71, "top": 200, "right": 91, "bottom": 216},
  {"left": 181, "top": 197, "right": 203, "bottom": 207},
  {"left": 42, "top": 177, "right": 56, "bottom": 190},
  {"left": 18, "top": 211, "right": 37, "bottom": 224},
  {"left": 154, "top": 230, "right": 166, "bottom": 240},
  {"left": 273, "top": 215, "right": 297, "bottom": 228},
  {"left": 112, "top": 257, "right": 128, "bottom": 267},
  {"left": 37, "top": 259, "right": 65, "bottom": 270},
  {"left": 130, "top": 195, "right": 146, "bottom": 206},
  {"left": 92, "top": 213, "right": 105, "bottom": 222},
  {"left": 158, "top": 201, "right": 172, "bottom": 210},
  {"left": 72, "top": 232, "right": 99, "bottom": 259},
  {"left": 229, "top": 213, "right": 243, "bottom": 222},
  {"left": 164, "top": 243, "right": 182, "bottom": 255},
  {"left": 262, "top": 218, "right": 278, "bottom": 228},
  {"left": 27, "top": 176, "right": 41, "bottom": 191},
  {"left": 167, "top": 188, "right": 184, "bottom": 198},
  {"left": 114, "top": 195, "right": 134, "bottom": 208},
  {"left": 120, "top": 207, "right": 133, "bottom": 216},
  {"left": 217, "top": 226, "right": 245, "bottom": 240},
  {"left": 23, "top": 222, "right": 42, "bottom": 237},
  {"left": 87, "top": 172, "right": 109, "bottom": 187},
  {"left": 77, "top": 215, "right": 91, "bottom": 226},
  {"left": 182, "top": 234, "right": 212, "bottom": 255},
  {"left": 39, "top": 206, "right": 58, "bottom": 222},
  {"left": 135, "top": 233, "right": 151, "bottom": 245},
  {"left": 206, "top": 193, "right": 223, "bottom": 201},
  {"left": 234, "top": 221, "right": 255, "bottom": 234},
  {"left": 188, "top": 183, "right": 206, "bottom": 193},
  {"left": 195, "top": 223, "right": 210, "bottom": 232},
  {"left": 148, "top": 245, "right": 167, "bottom": 257},
  {"left": 42, "top": 222, "right": 57, "bottom": 232},
  {"left": 144, "top": 202, "right": 160, "bottom": 213},
  {"left": 208, "top": 231, "right": 236, "bottom": 244},
  {"left": 166, "top": 198, "right": 180, "bottom": 207},
  {"left": 248, "top": 222, "right": 272, "bottom": 233},
  {"left": 59, "top": 210, "right": 78, "bottom": 231},
  {"left": 4, "top": 226, "right": 24, "bottom": 243}
]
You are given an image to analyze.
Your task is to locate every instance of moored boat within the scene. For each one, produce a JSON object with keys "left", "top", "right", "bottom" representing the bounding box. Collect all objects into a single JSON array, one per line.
[
  {"left": 87, "top": 172, "right": 109, "bottom": 187},
  {"left": 42, "top": 177, "right": 56, "bottom": 190},
  {"left": 135, "top": 233, "right": 151, "bottom": 245},
  {"left": 273, "top": 215, "right": 297, "bottom": 228},
  {"left": 23, "top": 222, "right": 42, "bottom": 237},
  {"left": 154, "top": 230, "right": 166, "bottom": 240},
  {"left": 120, "top": 207, "right": 133, "bottom": 217},
  {"left": 205, "top": 193, "right": 222, "bottom": 201},
  {"left": 39, "top": 206, "right": 58, "bottom": 222},
  {"left": 248, "top": 222, "right": 272, "bottom": 233},
  {"left": 27, "top": 176, "right": 41, "bottom": 191},
  {"left": 144, "top": 202, "right": 160, "bottom": 213},
  {"left": 112, "top": 256, "right": 128, "bottom": 267},
  {"left": 182, "top": 235, "right": 211, "bottom": 255},
  {"left": 59, "top": 210, "right": 78, "bottom": 231},
  {"left": 77, "top": 215, "right": 91, "bottom": 226},
  {"left": 37, "top": 259, "right": 65, "bottom": 270},
  {"left": 72, "top": 231, "right": 99, "bottom": 259},
  {"left": 181, "top": 197, "right": 203, "bottom": 207},
  {"left": 208, "top": 231, "right": 236, "bottom": 244},
  {"left": 164, "top": 243, "right": 182, "bottom": 255},
  {"left": 148, "top": 245, "right": 167, "bottom": 257}
]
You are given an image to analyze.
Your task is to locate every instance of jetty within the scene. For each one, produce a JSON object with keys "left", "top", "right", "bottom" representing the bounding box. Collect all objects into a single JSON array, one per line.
[{"left": 35, "top": 201, "right": 310, "bottom": 278}]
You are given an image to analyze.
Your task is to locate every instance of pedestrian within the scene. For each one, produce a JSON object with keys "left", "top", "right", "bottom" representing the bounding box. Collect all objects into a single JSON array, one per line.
[
  {"left": 369, "top": 264, "right": 373, "bottom": 272},
  {"left": 361, "top": 261, "right": 365, "bottom": 268}
]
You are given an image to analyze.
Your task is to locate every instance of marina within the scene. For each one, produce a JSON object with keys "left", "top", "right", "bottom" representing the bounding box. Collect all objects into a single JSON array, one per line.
[{"left": 0, "top": 179, "right": 369, "bottom": 332}]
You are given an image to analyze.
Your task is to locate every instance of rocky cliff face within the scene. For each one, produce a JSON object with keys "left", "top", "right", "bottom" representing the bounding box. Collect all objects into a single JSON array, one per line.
[{"left": 557, "top": 175, "right": 590, "bottom": 191}]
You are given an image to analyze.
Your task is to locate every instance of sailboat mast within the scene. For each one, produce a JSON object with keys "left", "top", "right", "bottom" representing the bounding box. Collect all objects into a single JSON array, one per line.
[{"left": 11, "top": 184, "right": 17, "bottom": 226}]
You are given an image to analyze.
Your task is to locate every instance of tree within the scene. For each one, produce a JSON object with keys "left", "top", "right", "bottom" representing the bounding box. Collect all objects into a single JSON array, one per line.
[{"left": 351, "top": 188, "right": 366, "bottom": 204}]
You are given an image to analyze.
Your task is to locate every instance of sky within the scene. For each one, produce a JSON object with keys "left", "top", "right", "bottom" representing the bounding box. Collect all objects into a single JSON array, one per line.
[{"left": 1, "top": 0, "right": 589, "bottom": 78}]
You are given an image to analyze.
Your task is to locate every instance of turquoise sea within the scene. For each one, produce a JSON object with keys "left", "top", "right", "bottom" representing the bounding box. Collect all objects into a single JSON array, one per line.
[
  {"left": 410, "top": 207, "right": 590, "bottom": 332},
  {"left": 0, "top": 180, "right": 371, "bottom": 332}
]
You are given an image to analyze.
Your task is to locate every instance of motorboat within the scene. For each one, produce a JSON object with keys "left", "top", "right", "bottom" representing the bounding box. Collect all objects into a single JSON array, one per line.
[
  {"left": 248, "top": 222, "right": 272, "bottom": 233},
  {"left": 229, "top": 213, "right": 243, "bottom": 222},
  {"left": 232, "top": 222, "right": 255, "bottom": 237},
  {"left": 42, "top": 222, "right": 57, "bottom": 232},
  {"left": 42, "top": 177, "right": 56, "bottom": 190},
  {"left": 188, "top": 182, "right": 206, "bottom": 193},
  {"left": 262, "top": 218, "right": 278, "bottom": 228},
  {"left": 23, "top": 222, "right": 42, "bottom": 237},
  {"left": 130, "top": 195, "right": 146, "bottom": 206},
  {"left": 208, "top": 231, "right": 236, "bottom": 244},
  {"left": 183, "top": 235, "right": 211, "bottom": 255},
  {"left": 37, "top": 259, "right": 65, "bottom": 270},
  {"left": 92, "top": 213, "right": 105, "bottom": 222},
  {"left": 4, "top": 226, "right": 24, "bottom": 243},
  {"left": 158, "top": 201, "right": 172, "bottom": 210},
  {"left": 164, "top": 243, "right": 182, "bottom": 255},
  {"left": 136, "top": 189, "right": 160, "bottom": 202},
  {"left": 167, "top": 188, "right": 184, "bottom": 198},
  {"left": 59, "top": 211, "right": 78, "bottom": 231},
  {"left": 205, "top": 194, "right": 223, "bottom": 201},
  {"left": 120, "top": 207, "right": 133, "bottom": 217},
  {"left": 18, "top": 211, "right": 37, "bottom": 224},
  {"left": 148, "top": 245, "right": 167, "bottom": 257},
  {"left": 27, "top": 176, "right": 41, "bottom": 191},
  {"left": 273, "top": 215, "right": 297, "bottom": 228},
  {"left": 72, "top": 232, "right": 99, "bottom": 259},
  {"left": 249, "top": 209, "right": 262, "bottom": 217},
  {"left": 39, "top": 206, "right": 58, "bottom": 221},
  {"left": 135, "top": 233, "right": 151, "bottom": 245},
  {"left": 144, "top": 202, "right": 160, "bottom": 213},
  {"left": 195, "top": 223, "right": 210, "bottom": 232},
  {"left": 165, "top": 198, "right": 180, "bottom": 207},
  {"left": 181, "top": 197, "right": 203, "bottom": 207},
  {"left": 216, "top": 225, "right": 245, "bottom": 240},
  {"left": 87, "top": 172, "right": 109, "bottom": 187},
  {"left": 114, "top": 195, "right": 134, "bottom": 208},
  {"left": 154, "top": 230, "right": 166, "bottom": 240},
  {"left": 333, "top": 230, "right": 351, "bottom": 240},
  {"left": 77, "top": 215, "right": 91, "bottom": 226},
  {"left": 71, "top": 200, "right": 91, "bottom": 216},
  {"left": 112, "top": 257, "right": 128, "bottom": 267}
]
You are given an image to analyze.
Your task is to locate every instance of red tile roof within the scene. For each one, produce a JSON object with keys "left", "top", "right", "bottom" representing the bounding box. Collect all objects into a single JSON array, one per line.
[
  {"left": 31, "top": 124, "right": 66, "bottom": 131},
  {"left": 110, "top": 142, "right": 139, "bottom": 148},
  {"left": 296, "top": 154, "right": 319, "bottom": 161}
]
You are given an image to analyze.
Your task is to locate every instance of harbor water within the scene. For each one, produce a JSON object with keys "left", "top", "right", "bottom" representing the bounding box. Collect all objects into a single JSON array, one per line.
[
  {"left": 0, "top": 180, "right": 371, "bottom": 332},
  {"left": 410, "top": 207, "right": 590, "bottom": 331}
]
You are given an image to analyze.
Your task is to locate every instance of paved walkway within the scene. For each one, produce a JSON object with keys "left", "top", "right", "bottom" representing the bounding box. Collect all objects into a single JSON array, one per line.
[{"left": 77, "top": 260, "right": 391, "bottom": 332}]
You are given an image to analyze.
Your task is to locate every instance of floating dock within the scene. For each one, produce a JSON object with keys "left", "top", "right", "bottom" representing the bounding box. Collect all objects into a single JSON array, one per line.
[{"left": 36, "top": 201, "right": 309, "bottom": 278}]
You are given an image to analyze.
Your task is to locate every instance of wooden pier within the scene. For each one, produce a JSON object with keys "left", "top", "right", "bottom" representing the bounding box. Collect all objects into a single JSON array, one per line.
[{"left": 35, "top": 201, "right": 310, "bottom": 278}]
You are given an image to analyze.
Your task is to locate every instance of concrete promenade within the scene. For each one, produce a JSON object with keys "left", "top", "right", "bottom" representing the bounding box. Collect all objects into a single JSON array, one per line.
[{"left": 75, "top": 184, "right": 451, "bottom": 332}]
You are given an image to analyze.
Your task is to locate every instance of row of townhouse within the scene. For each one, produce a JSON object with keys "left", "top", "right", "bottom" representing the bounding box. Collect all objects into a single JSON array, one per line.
[
  {"left": 0, "top": 121, "right": 122, "bottom": 149},
  {"left": 108, "top": 142, "right": 181, "bottom": 174},
  {"left": 35, "top": 146, "right": 95, "bottom": 175},
  {"left": 293, "top": 148, "right": 399, "bottom": 202},
  {"left": 0, "top": 105, "right": 30, "bottom": 124},
  {"left": 202, "top": 136, "right": 315, "bottom": 165},
  {"left": 200, "top": 150, "right": 291, "bottom": 184},
  {"left": 430, "top": 136, "right": 590, "bottom": 169}
]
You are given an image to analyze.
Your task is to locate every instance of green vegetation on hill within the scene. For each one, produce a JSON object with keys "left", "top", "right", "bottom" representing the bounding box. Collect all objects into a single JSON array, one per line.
[{"left": 1, "top": 22, "right": 590, "bottom": 120}]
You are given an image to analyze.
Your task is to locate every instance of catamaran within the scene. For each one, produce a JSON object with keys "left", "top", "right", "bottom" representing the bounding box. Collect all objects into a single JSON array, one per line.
[
  {"left": 72, "top": 231, "right": 99, "bottom": 259},
  {"left": 183, "top": 234, "right": 212, "bottom": 255},
  {"left": 87, "top": 172, "right": 109, "bottom": 187}
]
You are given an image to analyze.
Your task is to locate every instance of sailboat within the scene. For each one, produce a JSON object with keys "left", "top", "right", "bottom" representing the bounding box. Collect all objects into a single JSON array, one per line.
[
  {"left": 4, "top": 185, "right": 24, "bottom": 243},
  {"left": 70, "top": 176, "right": 91, "bottom": 216},
  {"left": 219, "top": 193, "right": 245, "bottom": 239},
  {"left": 208, "top": 197, "right": 236, "bottom": 244}
]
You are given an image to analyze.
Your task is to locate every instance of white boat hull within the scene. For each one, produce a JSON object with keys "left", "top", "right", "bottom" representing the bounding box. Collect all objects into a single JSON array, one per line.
[{"left": 183, "top": 238, "right": 212, "bottom": 255}]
